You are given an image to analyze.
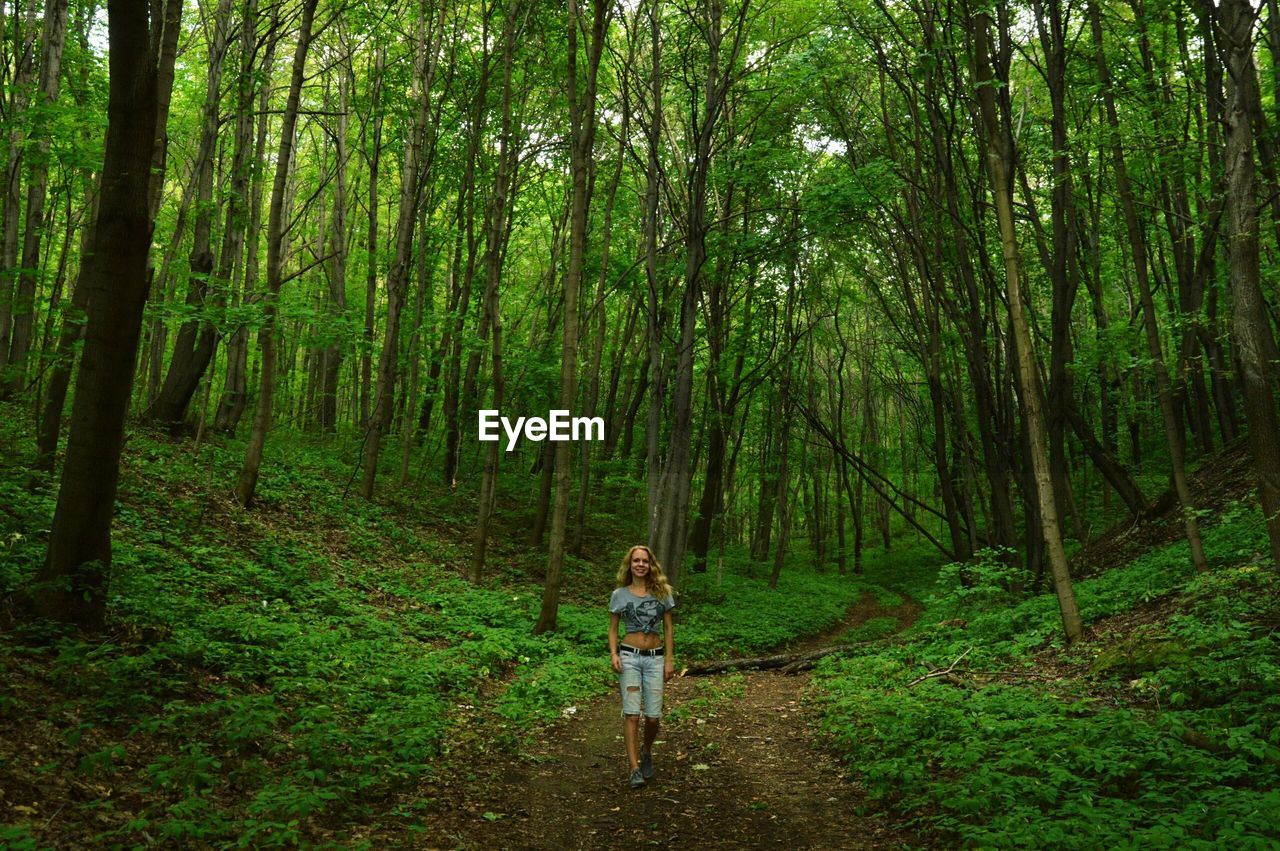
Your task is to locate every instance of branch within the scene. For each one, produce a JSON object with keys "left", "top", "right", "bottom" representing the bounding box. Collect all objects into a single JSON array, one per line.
[{"left": 905, "top": 647, "right": 972, "bottom": 687}]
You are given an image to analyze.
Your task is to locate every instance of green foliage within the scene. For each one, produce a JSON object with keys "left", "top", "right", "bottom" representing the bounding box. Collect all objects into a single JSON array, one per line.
[
  {"left": 0, "top": 425, "right": 614, "bottom": 845},
  {"left": 676, "top": 558, "right": 875, "bottom": 660},
  {"left": 931, "top": 547, "right": 1022, "bottom": 617},
  {"left": 0, "top": 824, "right": 39, "bottom": 850},
  {"left": 665, "top": 672, "right": 746, "bottom": 724},
  {"left": 834, "top": 616, "right": 899, "bottom": 644},
  {"left": 814, "top": 512, "right": 1280, "bottom": 848}
]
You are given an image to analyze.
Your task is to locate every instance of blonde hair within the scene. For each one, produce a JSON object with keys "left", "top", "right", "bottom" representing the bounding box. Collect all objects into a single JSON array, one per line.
[{"left": 616, "top": 544, "right": 673, "bottom": 601}]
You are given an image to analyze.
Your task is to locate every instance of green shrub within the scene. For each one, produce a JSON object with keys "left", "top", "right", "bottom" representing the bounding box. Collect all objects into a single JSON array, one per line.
[{"left": 814, "top": 512, "right": 1280, "bottom": 848}]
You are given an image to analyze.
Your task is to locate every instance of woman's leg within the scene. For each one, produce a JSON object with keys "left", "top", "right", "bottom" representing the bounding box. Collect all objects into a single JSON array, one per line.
[
  {"left": 620, "top": 654, "right": 643, "bottom": 772},
  {"left": 640, "top": 654, "right": 663, "bottom": 770},
  {"left": 624, "top": 713, "right": 642, "bottom": 770},
  {"left": 643, "top": 716, "right": 659, "bottom": 755}
]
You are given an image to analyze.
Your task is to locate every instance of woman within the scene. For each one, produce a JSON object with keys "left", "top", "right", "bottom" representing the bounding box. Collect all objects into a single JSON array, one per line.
[{"left": 608, "top": 544, "right": 675, "bottom": 789}]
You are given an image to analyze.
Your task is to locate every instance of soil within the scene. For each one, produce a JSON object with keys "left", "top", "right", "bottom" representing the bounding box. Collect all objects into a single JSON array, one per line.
[{"left": 414, "top": 592, "right": 924, "bottom": 850}]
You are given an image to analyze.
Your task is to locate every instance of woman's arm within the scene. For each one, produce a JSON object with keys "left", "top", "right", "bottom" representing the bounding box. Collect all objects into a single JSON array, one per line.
[
  {"left": 609, "top": 612, "right": 622, "bottom": 673},
  {"left": 662, "top": 610, "right": 675, "bottom": 680}
]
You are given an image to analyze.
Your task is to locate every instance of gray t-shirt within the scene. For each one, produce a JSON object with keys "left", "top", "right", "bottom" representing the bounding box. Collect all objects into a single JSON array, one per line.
[{"left": 609, "top": 587, "right": 674, "bottom": 635}]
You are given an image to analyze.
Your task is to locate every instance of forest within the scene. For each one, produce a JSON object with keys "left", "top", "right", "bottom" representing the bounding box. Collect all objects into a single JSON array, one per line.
[{"left": 1, "top": 0, "right": 1279, "bottom": 846}]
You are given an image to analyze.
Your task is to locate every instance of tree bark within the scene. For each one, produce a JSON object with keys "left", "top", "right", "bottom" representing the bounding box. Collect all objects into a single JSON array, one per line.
[
  {"left": 1089, "top": 0, "right": 1208, "bottom": 571},
  {"left": 6, "top": 0, "right": 68, "bottom": 397},
  {"left": 534, "top": 0, "right": 608, "bottom": 634},
  {"left": 0, "top": 0, "right": 38, "bottom": 380},
  {"left": 320, "top": 36, "right": 349, "bottom": 434},
  {"left": 441, "top": 39, "right": 491, "bottom": 488},
  {"left": 360, "top": 0, "right": 444, "bottom": 500},
  {"left": 472, "top": 0, "right": 523, "bottom": 581},
  {"left": 969, "top": 4, "right": 1082, "bottom": 643},
  {"left": 32, "top": 0, "right": 175, "bottom": 627},
  {"left": 144, "top": 0, "right": 235, "bottom": 429},
  {"left": 235, "top": 0, "right": 317, "bottom": 507},
  {"left": 34, "top": 185, "right": 96, "bottom": 471},
  {"left": 649, "top": 0, "right": 749, "bottom": 586},
  {"left": 1219, "top": 0, "right": 1280, "bottom": 570},
  {"left": 213, "top": 21, "right": 276, "bottom": 435},
  {"left": 360, "top": 48, "right": 385, "bottom": 431}
]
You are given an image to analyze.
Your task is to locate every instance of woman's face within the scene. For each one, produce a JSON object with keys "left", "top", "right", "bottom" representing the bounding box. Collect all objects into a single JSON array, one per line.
[{"left": 629, "top": 548, "right": 651, "bottom": 582}]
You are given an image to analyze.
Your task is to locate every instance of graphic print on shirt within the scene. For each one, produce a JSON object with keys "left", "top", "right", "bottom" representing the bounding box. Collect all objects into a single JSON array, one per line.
[{"left": 622, "top": 596, "right": 666, "bottom": 634}]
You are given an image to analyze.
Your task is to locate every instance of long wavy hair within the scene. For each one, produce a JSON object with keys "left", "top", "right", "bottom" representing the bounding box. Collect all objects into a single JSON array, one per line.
[{"left": 615, "top": 544, "right": 673, "bottom": 601}]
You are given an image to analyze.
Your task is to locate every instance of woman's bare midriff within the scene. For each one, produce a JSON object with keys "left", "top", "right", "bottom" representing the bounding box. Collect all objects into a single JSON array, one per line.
[{"left": 621, "top": 631, "right": 663, "bottom": 650}]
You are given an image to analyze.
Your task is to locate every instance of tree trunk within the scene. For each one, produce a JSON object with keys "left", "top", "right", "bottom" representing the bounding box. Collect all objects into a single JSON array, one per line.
[
  {"left": 528, "top": 440, "right": 555, "bottom": 546},
  {"left": 1219, "top": 0, "right": 1280, "bottom": 570},
  {"left": 534, "top": 0, "right": 607, "bottom": 634},
  {"left": 235, "top": 0, "right": 317, "bottom": 507},
  {"left": 649, "top": 0, "right": 746, "bottom": 587},
  {"left": 32, "top": 0, "right": 175, "bottom": 627},
  {"left": 570, "top": 103, "right": 626, "bottom": 555},
  {"left": 0, "top": 0, "right": 38, "bottom": 379},
  {"left": 360, "top": 48, "right": 385, "bottom": 431},
  {"left": 360, "top": 0, "right": 443, "bottom": 500},
  {"left": 970, "top": 5, "right": 1082, "bottom": 642},
  {"left": 473, "top": 0, "right": 522, "bottom": 582},
  {"left": 751, "top": 398, "right": 776, "bottom": 561},
  {"left": 768, "top": 402, "right": 792, "bottom": 589},
  {"left": 441, "top": 51, "right": 491, "bottom": 488},
  {"left": 34, "top": 185, "right": 96, "bottom": 470},
  {"left": 320, "top": 59, "right": 349, "bottom": 433},
  {"left": 400, "top": 201, "right": 434, "bottom": 484},
  {"left": 6, "top": 0, "right": 68, "bottom": 397},
  {"left": 144, "top": 0, "right": 234, "bottom": 429},
  {"left": 214, "top": 28, "right": 276, "bottom": 435},
  {"left": 1089, "top": 0, "right": 1207, "bottom": 570}
]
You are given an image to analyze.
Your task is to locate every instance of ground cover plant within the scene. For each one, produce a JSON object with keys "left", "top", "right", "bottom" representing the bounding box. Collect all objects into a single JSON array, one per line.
[
  {"left": 9, "top": 0, "right": 1280, "bottom": 845},
  {"left": 0, "top": 417, "right": 875, "bottom": 847},
  {"left": 814, "top": 507, "right": 1280, "bottom": 848},
  {"left": 0, "top": 430, "right": 610, "bottom": 847}
]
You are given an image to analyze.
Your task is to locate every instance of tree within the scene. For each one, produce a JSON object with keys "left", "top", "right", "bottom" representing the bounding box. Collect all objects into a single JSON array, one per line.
[
  {"left": 647, "top": 0, "right": 752, "bottom": 587},
  {"left": 235, "top": 0, "right": 319, "bottom": 508},
  {"left": 969, "top": 1, "right": 1082, "bottom": 643},
  {"left": 1088, "top": 0, "right": 1207, "bottom": 571},
  {"left": 534, "top": 0, "right": 609, "bottom": 635},
  {"left": 359, "top": 0, "right": 445, "bottom": 500},
  {"left": 31, "top": 0, "right": 180, "bottom": 627},
  {"left": 143, "top": 0, "right": 235, "bottom": 430},
  {"left": 472, "top": 0, "right": 525, "bottom": 582},
  {"left": 1218, "top": 0, "right": 1280, "bottom": 570},
  {"left": 5, "top": 0, "right": 68, "bottom": 398}
]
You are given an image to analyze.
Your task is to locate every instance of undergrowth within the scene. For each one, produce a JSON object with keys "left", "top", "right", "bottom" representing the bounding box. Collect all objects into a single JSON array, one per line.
[
  {"left": 0, "top": 413, "right": 875, "bottom": 847},
  {"left": 0, "top": 429, "right": 614, "bottom": 846},
  {"left": 677, "top": 558, "right": 876, "bottom": 660},
  {"left": 814, "top": 503, "right": 1280, "bottom": 848}
]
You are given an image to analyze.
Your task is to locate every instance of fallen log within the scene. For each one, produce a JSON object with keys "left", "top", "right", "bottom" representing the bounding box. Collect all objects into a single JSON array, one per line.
[{"left": 683, "top": 646, "right": 849, "bottom": 676}]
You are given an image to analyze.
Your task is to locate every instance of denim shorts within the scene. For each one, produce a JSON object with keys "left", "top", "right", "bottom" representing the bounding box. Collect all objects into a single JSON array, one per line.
[{"left": 619, "top": 649, "right": 664, "bottom": 718}]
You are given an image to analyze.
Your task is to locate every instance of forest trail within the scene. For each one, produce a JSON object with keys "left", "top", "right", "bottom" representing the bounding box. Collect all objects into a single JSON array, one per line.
[{"left": 418, "top": 592, "right": 923, "bottom": 850}]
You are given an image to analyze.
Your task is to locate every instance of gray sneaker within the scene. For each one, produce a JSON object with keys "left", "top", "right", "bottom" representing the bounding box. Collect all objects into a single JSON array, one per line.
[
  {"left": 640, "top": 750, "right": 654, "bottom": 779},
  {"left": 629, "top": 768, "right": 645, "bottom": 789}
]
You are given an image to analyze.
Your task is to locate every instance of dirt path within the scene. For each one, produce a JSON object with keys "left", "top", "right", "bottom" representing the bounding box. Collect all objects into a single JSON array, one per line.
[{"left": 418, "top": 592, "right": 922, "bottom": 850}]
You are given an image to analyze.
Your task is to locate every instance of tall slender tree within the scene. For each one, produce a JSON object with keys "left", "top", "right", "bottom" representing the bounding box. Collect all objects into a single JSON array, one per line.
[
  {"left": 5, "top": 0, "right": 68, "bottom": 398},
  {"left": 534, "top": 0, "right": 609, "bottom": 634},
  {"left": 969, "top": 1, "right": 1082, "bottom": 642},
  {"left": 235, "top": 0, "right": 319, "bottom": 507}
]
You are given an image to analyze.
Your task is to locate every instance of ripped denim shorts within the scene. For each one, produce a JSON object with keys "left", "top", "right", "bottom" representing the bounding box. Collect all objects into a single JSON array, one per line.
[{"left": 618, "top": 646, "right": 664, "bottom": 719}]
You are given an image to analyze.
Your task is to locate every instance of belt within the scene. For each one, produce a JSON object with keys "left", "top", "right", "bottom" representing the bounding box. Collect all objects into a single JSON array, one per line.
[{"left": 619, "top": 644, "right": 664, "bottom": 657}]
